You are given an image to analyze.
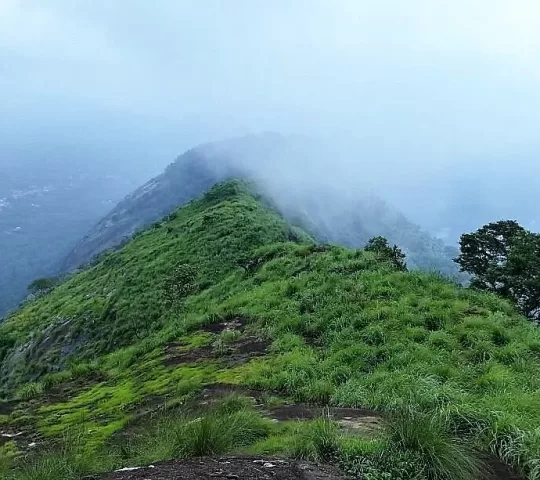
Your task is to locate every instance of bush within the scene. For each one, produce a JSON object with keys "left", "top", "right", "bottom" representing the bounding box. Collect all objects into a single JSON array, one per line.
[{"left": 164, "top": 264, "right": 198, "bottom": 303}]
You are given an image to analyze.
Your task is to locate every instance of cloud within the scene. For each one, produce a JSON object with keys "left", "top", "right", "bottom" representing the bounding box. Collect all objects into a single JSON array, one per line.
[{"left": 0, "top": 1, "right": 539, "bottom": 179}]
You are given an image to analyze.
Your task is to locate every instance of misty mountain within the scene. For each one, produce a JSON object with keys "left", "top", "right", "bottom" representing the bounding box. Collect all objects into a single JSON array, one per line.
[{"left": 62, "top": 134, "right": 462, "bottom": 279}]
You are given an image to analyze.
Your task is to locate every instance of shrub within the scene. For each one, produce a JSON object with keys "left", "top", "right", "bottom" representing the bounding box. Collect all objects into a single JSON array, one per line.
[{"left": 164, "top": 264, "right": 198, "bottom": 303}]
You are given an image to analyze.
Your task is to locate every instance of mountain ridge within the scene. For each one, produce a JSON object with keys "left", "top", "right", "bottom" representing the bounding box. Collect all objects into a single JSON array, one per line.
[
  {"left": 0, "top": 179, "right": 538, "bottom": 479},
  {"left": 61, "top": 134, "right": 462, "bottom": 280}
]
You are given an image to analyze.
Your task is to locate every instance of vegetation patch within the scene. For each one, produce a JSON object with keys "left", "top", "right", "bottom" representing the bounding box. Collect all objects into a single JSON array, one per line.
[{"left": 0, "top": 181, "right": 536, "bottom": 479}]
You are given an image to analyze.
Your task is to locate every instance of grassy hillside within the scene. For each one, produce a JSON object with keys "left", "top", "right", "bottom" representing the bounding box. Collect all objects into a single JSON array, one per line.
[{"left": 1, "top": 180, "right": 539, "bottom": 479}]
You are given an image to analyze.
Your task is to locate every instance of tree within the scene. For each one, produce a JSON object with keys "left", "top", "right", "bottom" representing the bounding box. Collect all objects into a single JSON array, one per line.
[
  {"left": 455, "top": 220, "right": 525, "bottom": 294},
  {"left": 365, "top": 236, "right": 407, "bottom": 271},
  {"left": 455, "top": 220, "right": 540, "bottom": 321},
  {"left": 506, "top": 232, "right": 540, "bottom": 320}
]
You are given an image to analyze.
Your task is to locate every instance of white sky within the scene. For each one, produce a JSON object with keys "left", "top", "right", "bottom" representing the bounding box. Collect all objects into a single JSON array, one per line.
[
  {"left": 0, "top": 1, "right": 539, "bottom": 184},
  {"left": 0, "top": 1, "right": 539, "bottom": 237}
]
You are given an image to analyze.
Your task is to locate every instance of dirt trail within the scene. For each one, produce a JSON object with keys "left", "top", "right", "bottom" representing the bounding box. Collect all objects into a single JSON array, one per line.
[{"left": 87, "top": 456, "right": 346, "bottom": 480}]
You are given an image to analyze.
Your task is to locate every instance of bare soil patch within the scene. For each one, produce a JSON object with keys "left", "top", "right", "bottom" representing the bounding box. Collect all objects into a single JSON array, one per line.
[
  {"left": 164, "top": 337, "right": 270, "bottom": 367},
  {"left": 88, "top": 455, "right": 346, "bottom": 480},
  {"left": 197, "top": 383, "right": 265, "bottom": 404},
  {"left": 266, "top": 404, "right": 382, "bottom": 435},
  {"left": 483, "top": 456, "right": 523, "bottom": 480}
]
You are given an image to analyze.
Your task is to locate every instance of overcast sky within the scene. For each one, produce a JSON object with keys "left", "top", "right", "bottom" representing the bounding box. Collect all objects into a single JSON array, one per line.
[{"left": 1, "top": 1, "right": 539, "bottom": 233}]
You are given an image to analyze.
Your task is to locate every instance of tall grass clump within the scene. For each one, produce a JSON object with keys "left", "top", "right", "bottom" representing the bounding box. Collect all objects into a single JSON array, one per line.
[
  {"left": 289, "top": 412, "right": 340, "bottom": 462},
  {"left": 488, "top": 425, "right": 540, "bottom": 479},
  {"left": 384, "top": 408, "right": 486, "bottom": 480},
  {"left": 120, "top": 401, "right": 271, "bottom": 466},
  {"left": 17, "top": 382, "right": 44, "bottom": 400},
  {"left": 12, "top": 429, "right": 112, "bottom": 480}
]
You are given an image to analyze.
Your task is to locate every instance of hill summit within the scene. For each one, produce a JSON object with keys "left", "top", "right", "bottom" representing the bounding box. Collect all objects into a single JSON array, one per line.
[
  {"left": 61, "top": 134, "right": 462, "bottom": 279},
  {"left": 0, "top": 180, "right": 538, "bottom": 479}
]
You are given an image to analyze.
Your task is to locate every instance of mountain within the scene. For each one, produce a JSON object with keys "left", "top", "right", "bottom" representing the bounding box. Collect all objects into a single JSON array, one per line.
[
  {"left": 0, "top": 180, "right": 538, "bottom": 479},
  {"left": 0, "top": 159, "right": 142, "bottom": 318},
  {"left": 60, "top": 147, "right": 245, "bottom": 272},
  {"left": 62, "top": 134, "right": 462, "bottom": 279}
]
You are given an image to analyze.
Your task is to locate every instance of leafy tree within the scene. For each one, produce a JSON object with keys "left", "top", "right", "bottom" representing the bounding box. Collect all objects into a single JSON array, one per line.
[
  {"left": 506, "top": 232, "right": 540, "bottom": 320},
  {"left": 455, "top": 220, "right": 540, "bottom": 321},
  {"left": 365, "top": 236, "right": 407, "bottom": 271},
  {"left": 455, "top": 220, "right": 525, "bottom": 294}
]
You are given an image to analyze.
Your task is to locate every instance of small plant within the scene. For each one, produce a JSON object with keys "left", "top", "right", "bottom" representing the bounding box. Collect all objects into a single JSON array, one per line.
[
  {"left": 214, "top": 394, "right": 254, "bottom": 414},
  {"left": 219, "top": 329, "right": 241, "bottom": 344},
  {"left": 213, "top": 329, "right": 241, "bottom": 354}
]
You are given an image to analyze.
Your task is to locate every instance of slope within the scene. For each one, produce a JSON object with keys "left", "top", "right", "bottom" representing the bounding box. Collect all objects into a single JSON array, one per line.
[
  {"left": 0, "top": 180, "right": 307, "bottom": 390},
  {"left": 61, "top": 134, "right": 461, "bottom": 279},
  {"left": 0, "top": 180, "right": 539, "bottom": 479}
]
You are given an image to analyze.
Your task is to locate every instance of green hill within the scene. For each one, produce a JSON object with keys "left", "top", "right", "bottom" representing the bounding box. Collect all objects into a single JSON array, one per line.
[{"left": 0, "top": 180, "right": 539, "bottom": 479}]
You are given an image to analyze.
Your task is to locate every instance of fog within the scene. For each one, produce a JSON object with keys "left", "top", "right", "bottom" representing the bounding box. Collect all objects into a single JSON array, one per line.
[{"left": 1, "top": 0, "right": 540, "bottom": 240}]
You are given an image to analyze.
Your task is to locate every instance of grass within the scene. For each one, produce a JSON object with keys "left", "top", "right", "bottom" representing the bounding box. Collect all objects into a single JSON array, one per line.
[
  {"left": 10, "top": 398, "right": 273, "bottom": 479},
  {"left": 384, "top": 408, "right": 485, "bottom": 480},
  {"left": 9, "top": 429, "right": 115, "bottom": 480},
  {"left": 17, "top": 382, "right": 44, "bottom": 400},
  {"left": 289, "top": 413, "right": 341, "bottom": 462},
  {"left": 118, "top": 409, "right": 272, "bottom": 466},
  {"left": 1, "top": 180, "right": 540, "bottom": 478}
]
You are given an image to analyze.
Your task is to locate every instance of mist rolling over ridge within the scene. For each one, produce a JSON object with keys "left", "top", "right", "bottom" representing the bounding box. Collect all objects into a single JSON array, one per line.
[
  {"left": 59, "top": 133, "right": 464, "bottom": 281},
  {"left": 3, "top": 3, "right": 540, "bottom": 479},
  {"left": 1, "top": 0, "right": 538, "bottom": 227},
  {"left": 1, "top": 0, "right": 539, "bottom": 315}
]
